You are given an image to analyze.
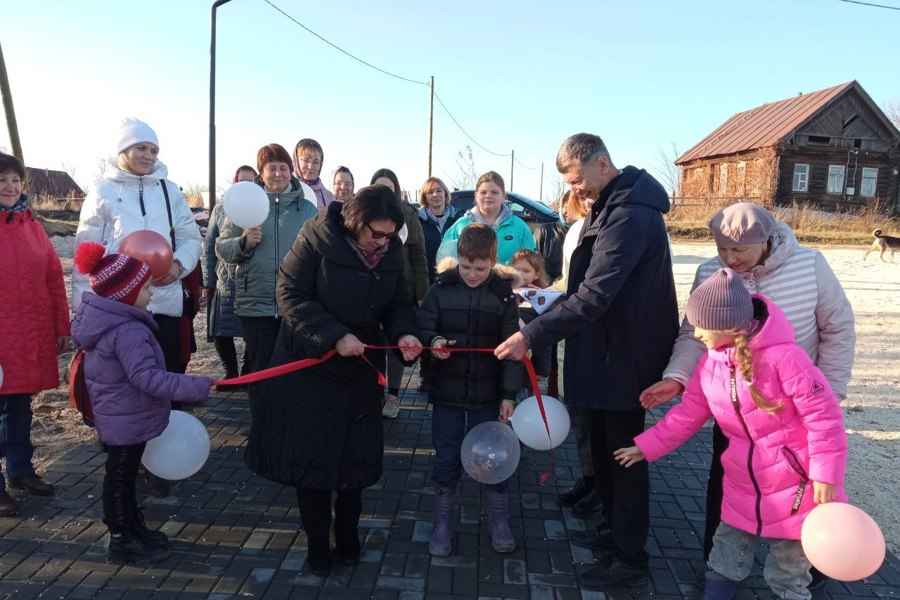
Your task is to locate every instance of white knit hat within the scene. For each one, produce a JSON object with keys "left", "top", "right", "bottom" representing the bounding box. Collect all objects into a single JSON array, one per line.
[{"left": 116, "top": 118, "right": 159, "bottom": 154}]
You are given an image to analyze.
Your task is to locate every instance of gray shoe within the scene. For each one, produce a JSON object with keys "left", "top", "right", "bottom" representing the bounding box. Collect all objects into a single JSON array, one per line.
[{"left": 382, "top": 394, "right": 400, "bottom": 419}]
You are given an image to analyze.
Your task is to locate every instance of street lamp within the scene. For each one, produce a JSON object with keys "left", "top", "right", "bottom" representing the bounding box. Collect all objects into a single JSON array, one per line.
[{"left": 209, "top": 0, "right": 235, "bottom": 210}]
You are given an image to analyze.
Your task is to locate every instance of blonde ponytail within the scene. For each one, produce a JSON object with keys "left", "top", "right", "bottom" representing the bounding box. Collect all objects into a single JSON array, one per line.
[{"left": 733, "top": 334, "right": 781, "bottom": 414}]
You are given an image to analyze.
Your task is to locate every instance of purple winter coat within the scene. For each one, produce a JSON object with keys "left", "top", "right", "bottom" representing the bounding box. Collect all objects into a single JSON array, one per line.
[
  {"left": 636, "top": 295, "right": 847, "bottom": 540},
  {"left": 70, "top": 292, "right": 212, "bottom": 446}
]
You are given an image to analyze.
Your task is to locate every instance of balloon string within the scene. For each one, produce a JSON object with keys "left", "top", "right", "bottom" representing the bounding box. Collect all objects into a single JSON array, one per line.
[{"left": 215, "top": 344, "right": 556, "bottom": 484}]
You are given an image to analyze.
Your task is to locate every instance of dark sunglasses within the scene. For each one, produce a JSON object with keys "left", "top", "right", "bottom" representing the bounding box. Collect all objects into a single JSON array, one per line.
[{"left": 364, "top": 222, "right": 397, "bottom": 240}]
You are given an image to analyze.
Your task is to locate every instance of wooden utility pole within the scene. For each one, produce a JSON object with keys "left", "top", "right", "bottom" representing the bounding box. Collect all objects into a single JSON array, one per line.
[
  {"left": 427, "top": 76, "right": 434, "bottom": 177},
  {"left": 0, "top": 42, "right": 24, "bottom": 163},
  {"left": 209, "top": 0, "right": 235, "bottom": 210},
  {"left": 510, "top": 149, "right": 514, "bottom": 192}
]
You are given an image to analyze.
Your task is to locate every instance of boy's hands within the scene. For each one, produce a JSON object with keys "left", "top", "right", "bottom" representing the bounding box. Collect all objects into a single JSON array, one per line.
[
  {"left": 613, "top": 446, "right": 646, "bottom": 468},
  {"left": 397, "top": 335, "right": 423, "bottom": 361},
  {"left": 431, "top": 338, "right": 455, "bottom": 360},
  {"left": 813, "top": 481, "right": 836, "bottom": 504},
  {"left": 499, "top": 400, "right": 515, "bottom": 422}
]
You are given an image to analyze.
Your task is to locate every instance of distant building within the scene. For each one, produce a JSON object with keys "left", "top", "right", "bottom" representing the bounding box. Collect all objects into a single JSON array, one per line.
[
  {"left": 25, "top": 167, "right": 84, "bottom": 199},
  {"left": 676, "top": 81, "right": 900, "bottom": 213}
]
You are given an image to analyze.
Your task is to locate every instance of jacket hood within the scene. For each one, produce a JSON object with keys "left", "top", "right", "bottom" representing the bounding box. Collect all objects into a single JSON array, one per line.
[
  {"left": 261, "top": 177, "right": 309, "bottom": 207},
  {"left": 71, "top": 292, "right": 157, "bottom": 351},
  {"left": 435, "top": 256, "right": 524, "bottom": 288},
  {"left": 418, "top": 204, "right": 460, "bottom": 221},
  {"left": 104, "top": 159, "right": 169, "bottom": 184},
  {"left": 463, "top": 203, "right": 513, "bottom": 227},
  {"left": 604, "top": 166, "right": 670, "bottom": 214}
]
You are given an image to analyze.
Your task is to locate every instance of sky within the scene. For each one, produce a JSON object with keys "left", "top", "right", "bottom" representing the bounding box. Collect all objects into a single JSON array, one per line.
[{"left": 2, "top": 0, "right": 899, "bottom": 204}]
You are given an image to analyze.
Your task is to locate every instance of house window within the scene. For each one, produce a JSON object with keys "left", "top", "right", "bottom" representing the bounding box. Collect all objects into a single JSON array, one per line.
[
  {"left": 792, "top": 164, "right": 809, "bottom": 192},
  {"left": 861, "top": 167, "right": 878, "bottom": 197},
  {"left": 718, "top": 164, "right": 728, "bottom": 193},
  {"left": 826, "top": 165, "right": 845, "bottom": 194},
  {"left": 736, "top": 162, "right": 746, "bottom": 194}
]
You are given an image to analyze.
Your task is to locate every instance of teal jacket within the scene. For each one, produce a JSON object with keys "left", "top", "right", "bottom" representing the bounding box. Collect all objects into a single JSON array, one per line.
[
  {"left": 439, "top": 205, "right": 536, "bottom": 264},
  {"left": 216, "top": 180, "right": 318, "bottom": 317}
]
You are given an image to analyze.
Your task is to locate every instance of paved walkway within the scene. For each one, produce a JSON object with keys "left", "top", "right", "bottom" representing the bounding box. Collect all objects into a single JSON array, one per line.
[{"left": 1, "top": 371, "right": 897, "bottom": 599}]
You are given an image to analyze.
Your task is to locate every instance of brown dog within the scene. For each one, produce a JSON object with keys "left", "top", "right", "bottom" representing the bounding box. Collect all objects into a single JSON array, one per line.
[{"left": 864, "top": 229, "right": 899, "bottom": 263}]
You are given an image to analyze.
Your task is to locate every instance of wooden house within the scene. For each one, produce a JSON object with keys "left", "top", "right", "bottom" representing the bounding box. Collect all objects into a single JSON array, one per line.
[
  {"left": 676, "top": 81, "right": 900, "bottom": 213},
  {"left": 24, "top": 167, "right": 84, "bottom": 199}
]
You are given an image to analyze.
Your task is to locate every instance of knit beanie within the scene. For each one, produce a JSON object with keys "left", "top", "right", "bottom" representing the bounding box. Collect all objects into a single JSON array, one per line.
[
  {"left": 116, "top": 118, "right": 159, "bottom": 154},
  {"left": 75, "top": 242, "right": 151, "bottom": 306},
  {"left": 685, "top": 268, "right": 753, "bottom": 331},
  {"left": 709, "top": 202, "right": 777, "bottom": 246}
]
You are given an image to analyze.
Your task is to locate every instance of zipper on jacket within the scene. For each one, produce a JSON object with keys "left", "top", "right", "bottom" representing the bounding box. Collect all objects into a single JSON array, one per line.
[
  {"left": 273, "top": 194, "right": 280, "bottom": 317},
  {"left": 730, "top": 368, "right": 764, "bottom": 536},
  {"left": 781, "top": 447, "right": 809, "bottom": 515}
]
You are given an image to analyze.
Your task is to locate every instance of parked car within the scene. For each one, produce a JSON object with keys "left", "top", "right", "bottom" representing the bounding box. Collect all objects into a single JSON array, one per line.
[{"left": 449, "top": 190, "right": 559, "bottom": 231}]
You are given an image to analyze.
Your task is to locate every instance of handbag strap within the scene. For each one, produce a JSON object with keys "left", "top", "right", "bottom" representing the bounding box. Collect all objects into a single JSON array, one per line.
[{"left": 160, "top": 180, "right": 177, "bottom": 252}]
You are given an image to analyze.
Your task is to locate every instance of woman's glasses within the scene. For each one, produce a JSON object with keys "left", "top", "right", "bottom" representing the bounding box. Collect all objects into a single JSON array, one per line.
[{"left": 364, "top": 222, "right": 396, "bottom": 240}]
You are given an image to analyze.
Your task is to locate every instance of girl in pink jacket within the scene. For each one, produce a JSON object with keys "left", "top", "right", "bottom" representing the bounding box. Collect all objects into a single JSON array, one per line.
[{"left": 615, "top": 268, "right": 847, "bottom": 600}]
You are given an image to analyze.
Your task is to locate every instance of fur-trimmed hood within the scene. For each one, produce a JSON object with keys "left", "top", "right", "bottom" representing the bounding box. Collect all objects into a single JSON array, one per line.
[{"left": 435, "top": 256, "right": 523, "bottom": 288}]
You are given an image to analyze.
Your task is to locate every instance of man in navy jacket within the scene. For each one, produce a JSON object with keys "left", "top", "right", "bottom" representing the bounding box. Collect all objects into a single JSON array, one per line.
[{"left": 496, "top": 133, "right": 678, "bottom": 591}]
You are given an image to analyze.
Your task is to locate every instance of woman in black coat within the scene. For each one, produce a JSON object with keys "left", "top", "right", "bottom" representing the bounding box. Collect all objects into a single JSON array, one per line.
[{"left": 245, "top": 186, "right": 422, "bottom": 576}]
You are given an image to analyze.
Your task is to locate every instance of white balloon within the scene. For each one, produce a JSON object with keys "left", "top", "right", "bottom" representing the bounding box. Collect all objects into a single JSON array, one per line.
[
  {"left": 398, "top": 223, "right": 409, "bottom": 244},
  {"left": 142, "top": 411, "right": 211, "bottom": 480},
  {"left": 0, "top": 363, "right": 4, "bottom": 390},
  {"left": 510, "top": 395, "right": 571, "bottom": 451},
  {"left": 222, "top": 181, "right": 270, "bottom": 228}
]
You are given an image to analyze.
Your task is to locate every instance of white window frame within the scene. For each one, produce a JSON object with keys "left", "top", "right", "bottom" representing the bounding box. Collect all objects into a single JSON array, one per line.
[
  {"left": 792, "top": 164, "right": 809, "bottom": 192},
  {"left": 861, "top": 167, "right": 878, "bottom": 198},
  {"left": 718, "top": 164, "right": 728, "bottom": 193},
  {"left": 826, "top": 165, "right": 845, "bottom": 195}
]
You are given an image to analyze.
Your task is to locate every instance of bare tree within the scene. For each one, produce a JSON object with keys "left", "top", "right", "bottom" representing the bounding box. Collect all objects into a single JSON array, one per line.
[
  {"left": 547, "top": 173, "right": 566, "bottom": 207},
  {"left": 653, "top": 141, "right": 680, "bottom": 196},
  {"left": 444, "top": 145, "right": 478, "bottom": 190},
  {"left": 885, "top": 99, "right": 900, "bottom": 129}
]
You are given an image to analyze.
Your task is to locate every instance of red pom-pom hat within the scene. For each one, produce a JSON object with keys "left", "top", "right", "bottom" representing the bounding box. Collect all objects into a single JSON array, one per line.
[{"left": 74, "top": 242, "right": 151, "bottom": 306}]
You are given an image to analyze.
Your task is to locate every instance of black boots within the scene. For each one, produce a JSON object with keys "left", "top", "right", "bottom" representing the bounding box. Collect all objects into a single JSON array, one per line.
[
  {"left": 304, "top": 536, "right": 334, "bottom": 577},
  {"left": 558, "top": 477, "right": 592, "bottom": 506},
  {"left": 107, "top": 532, "right": 170, "bottom": 565},
  {"left": 335, "top": 527, "right": 361, "bottom": 566},
  {"left": 559, "top": 477, "right": 604, "bottom": 518}
]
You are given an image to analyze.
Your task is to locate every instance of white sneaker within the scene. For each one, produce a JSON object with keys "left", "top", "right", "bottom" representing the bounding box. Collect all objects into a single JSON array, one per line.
[{"left": 382, "top": 394, "right": 400, "bottom": 419}]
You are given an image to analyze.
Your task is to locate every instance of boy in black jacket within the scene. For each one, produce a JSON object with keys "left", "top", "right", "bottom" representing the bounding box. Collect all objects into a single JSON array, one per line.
[{"left": 418, "top": 223, "right": 523, "bottom": 557}]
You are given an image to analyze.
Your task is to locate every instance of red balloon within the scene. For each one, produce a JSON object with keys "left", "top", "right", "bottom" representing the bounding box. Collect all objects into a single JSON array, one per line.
[{"left": 118, "top": 230, "right": 174, "bottom": 278}]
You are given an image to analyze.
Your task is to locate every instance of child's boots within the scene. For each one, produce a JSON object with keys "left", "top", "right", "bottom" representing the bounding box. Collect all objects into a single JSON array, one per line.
[
  {"left": 703, "top": 575, "right": 737, "bottom": 600},
  {"left": 107, "top": 531, "right": 170, "bottom": 565},
  {"left": 429, "top": 485, "right": 456, "bottom": 556},
  {"left": 484, "top": 488, "right": 515, "bottom": 553},
  {"left": 133, "top": 510, "right": 169, "bottom": 550}
]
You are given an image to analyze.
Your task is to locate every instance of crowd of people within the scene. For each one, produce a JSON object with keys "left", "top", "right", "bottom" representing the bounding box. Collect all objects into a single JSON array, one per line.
[{"left": 0, "top": 124, "right": 856, "bottom": 598}]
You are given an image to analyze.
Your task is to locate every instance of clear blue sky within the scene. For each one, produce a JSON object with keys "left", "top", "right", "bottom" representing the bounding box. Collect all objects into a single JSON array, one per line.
[{"left": 2, "top": 0, "right": 898, "bottom": 203}]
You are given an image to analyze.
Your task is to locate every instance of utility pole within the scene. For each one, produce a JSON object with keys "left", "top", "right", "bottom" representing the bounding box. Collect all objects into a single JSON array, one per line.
[
  {"left": 539, "top": 162, "right": 544, "bottom": 202},
  {"left": 510, "top": 149, "right": 514, "bottom": 192},
  {"left": 427, "top": 76, "right": 434, "bottom": 177},
  {"left": 209, "top": 0, "right": 235, "bottom": 210},
  {"left": 0, "top": 42, "right": 23, "bottom": 163}
]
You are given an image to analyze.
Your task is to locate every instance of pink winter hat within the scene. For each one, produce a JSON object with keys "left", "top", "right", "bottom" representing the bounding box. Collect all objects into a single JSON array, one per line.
[
  {"left": 709, "top": 202, "right": 777, "bottom": 245},
  {"left": 686, "top": 268, "right": 753, "bottom": 332}
]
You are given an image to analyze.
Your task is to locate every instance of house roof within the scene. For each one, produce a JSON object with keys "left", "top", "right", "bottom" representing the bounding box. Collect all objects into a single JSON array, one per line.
[
  {"left": 25, "top": 167, "right": 84, "bottom": 198},
  {"left": 676, "top": 81, "right": 877, "bottom": 165}
]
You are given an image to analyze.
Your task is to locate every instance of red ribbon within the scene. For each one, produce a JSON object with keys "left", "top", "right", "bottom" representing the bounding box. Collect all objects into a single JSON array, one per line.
[{"left": 214, "top": 344, "right": 555, "bottom": 483}]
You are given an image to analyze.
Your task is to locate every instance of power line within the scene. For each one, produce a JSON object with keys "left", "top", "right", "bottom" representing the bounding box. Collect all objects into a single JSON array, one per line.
[
  {"left": 433, "top": 92, "right": 511, "bottom": 158},
  {"left": 514, "top": 156, "right": 540, "bottom": 170},
  {"left": 838, "top": 0, "right": 900, "bottom": 10},
  {"left": 262, "top": 0, "right": 429, "bottom": 86}
]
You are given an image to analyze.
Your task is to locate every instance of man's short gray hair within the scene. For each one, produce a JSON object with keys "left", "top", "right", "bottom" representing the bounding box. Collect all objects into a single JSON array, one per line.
[{"left": 556, "top": 133, "right": 611, "bottom": 173}]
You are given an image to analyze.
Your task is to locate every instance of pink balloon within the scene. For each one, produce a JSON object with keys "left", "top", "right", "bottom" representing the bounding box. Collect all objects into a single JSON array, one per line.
[
  {"left": 801, "top": 503, "right": 885, "bottom": 581},
  {"left": 119, "top": 230, "right": 174, "bottom": 278}
]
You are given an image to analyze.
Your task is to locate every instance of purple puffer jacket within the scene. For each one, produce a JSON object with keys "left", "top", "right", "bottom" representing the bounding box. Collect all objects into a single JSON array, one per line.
[
  {"left": 70, "top": 292, "right": 212, "bottom": 446},
  {"left": 636, "top": 294, "right": 847, "bottom": 540}
]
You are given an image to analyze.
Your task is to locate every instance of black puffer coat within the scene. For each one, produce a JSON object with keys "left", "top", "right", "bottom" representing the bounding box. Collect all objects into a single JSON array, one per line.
[
  {"left": 522, "top": 167, "right": 679, "bottom": 411},
  {"left": 245, "top": 202, "right": 417, "bottom": 491},
  {"left": 418, "top": 258, "right": 523, "bottom": 409}
]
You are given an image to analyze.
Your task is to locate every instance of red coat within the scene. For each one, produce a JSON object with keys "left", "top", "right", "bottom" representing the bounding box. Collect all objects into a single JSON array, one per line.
[{"left": 0, "top": 208, "right": 71, "bottom": 394}]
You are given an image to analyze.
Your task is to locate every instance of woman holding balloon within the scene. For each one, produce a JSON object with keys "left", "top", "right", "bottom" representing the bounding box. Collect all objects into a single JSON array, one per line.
[
  {"left": 245, "top": 185, "right": 421, "bottom": 577},
  {"left": 215, "top": 144, "right": 317, "bottom": 374},
  {"left": 0, "top": 153, "right": 70, "bottom": 516}
]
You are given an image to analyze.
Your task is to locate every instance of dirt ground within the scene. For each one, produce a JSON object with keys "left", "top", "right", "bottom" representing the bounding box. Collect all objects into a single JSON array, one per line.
[{"left": 31, "top": 236, "right": 900, "bottom": 554}]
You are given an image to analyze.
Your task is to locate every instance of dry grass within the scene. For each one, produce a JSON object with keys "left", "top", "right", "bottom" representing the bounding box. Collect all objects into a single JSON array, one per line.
[
  {"left": 28, "top": 194, "right": 84, "bottom": 212},
  {"left": 667, "top": 199, "right": 900, "bottom": 245}
]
